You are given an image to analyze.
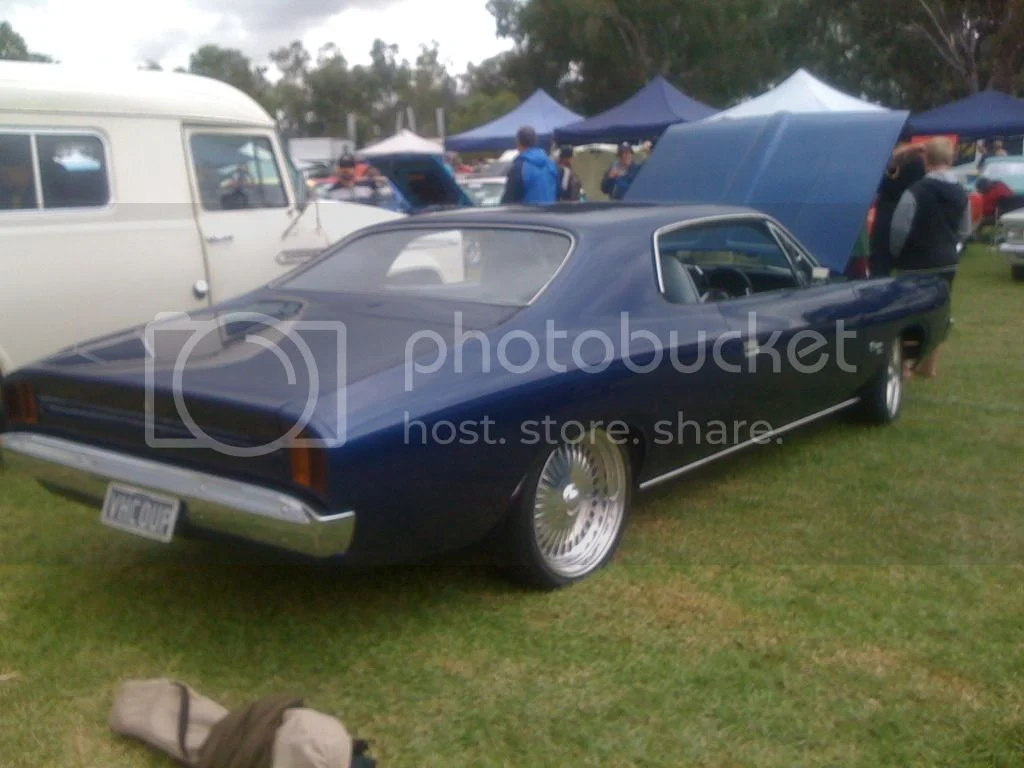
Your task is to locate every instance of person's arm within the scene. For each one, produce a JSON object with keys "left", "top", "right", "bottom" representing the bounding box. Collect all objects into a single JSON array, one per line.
[
  {"left": 889, "top": 189, "right": 917, "bottom": 258},
  {"left": 600, "top": 166, "right": 617, "bottom": 196},
  {"left": 501, "top": 158, "right": 524, "bottom": 204}
]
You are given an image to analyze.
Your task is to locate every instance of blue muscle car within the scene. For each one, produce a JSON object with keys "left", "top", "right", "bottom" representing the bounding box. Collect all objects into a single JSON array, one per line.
[{"left": 0, "top": 112, "right": 952, "bottom": 589}]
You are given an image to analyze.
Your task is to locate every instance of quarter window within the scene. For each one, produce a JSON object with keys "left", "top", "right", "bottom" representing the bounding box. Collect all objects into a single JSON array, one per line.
[
  {"left": 190, "top": 134, "right": 288, "bottom": 211},
  {"left": 0, "top": 132, "right": 110, "bottom": 211}
]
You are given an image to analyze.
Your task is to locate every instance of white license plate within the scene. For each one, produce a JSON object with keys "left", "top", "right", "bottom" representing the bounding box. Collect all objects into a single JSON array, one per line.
[{"left": 101, "top": 483, "right": 181, "bottom": 543}]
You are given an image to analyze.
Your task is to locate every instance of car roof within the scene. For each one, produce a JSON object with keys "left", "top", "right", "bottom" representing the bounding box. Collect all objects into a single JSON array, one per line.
[
  {"left": 395, "top": 202, "right": 765, "bottom": 234},
  {"left": 0, "top": 61, "right": 274, "bottom": 127}
]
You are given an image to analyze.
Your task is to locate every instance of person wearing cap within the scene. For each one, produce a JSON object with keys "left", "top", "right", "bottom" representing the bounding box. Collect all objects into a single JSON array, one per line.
[
  {"left": 501, "top": 126, "right": 559, "bottom": 205},
  {"left": 556, "top": 146, "right": 583, "bottom": 202},
  {"left": 327, "top": 154, "right": 373, "bottom": 203},
  {"left": 601, "top": 142, "right": 642, "bottom": 200}
]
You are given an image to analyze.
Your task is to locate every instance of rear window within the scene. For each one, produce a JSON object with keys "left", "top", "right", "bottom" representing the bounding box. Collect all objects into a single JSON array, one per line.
[{"left": 281, "top": 227, "right": 573, "bottom": 306}]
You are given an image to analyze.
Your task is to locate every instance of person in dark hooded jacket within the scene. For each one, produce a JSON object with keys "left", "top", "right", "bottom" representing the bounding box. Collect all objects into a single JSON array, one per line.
[
  {"left": 501, "top": 126, "right": 559, "bottom": 205},
  {"left": 890, "top": 136, "right": 970, "bottom": 379}
]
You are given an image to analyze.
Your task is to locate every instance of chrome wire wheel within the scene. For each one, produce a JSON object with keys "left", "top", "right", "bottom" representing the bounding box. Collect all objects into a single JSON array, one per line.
[
  {"left": 885, "top": 339, "right": 903, "bottom": 418},
  {"left": 531, "top": 428, "right": 628, "bottom": 580}
]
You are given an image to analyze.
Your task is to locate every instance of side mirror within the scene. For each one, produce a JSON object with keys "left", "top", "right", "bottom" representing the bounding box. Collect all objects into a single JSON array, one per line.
[{"left": 811, "top": 266, "right": 831, "bottom": 283}]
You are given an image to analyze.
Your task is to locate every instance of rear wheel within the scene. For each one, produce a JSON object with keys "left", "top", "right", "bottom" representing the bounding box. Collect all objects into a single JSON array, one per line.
[
  {"left": 1012, "top": 265, "right": 1024, "bottom": 281},
  {"left": 499, "top": 427, "right": 632, "bottom": 590},
  {"left": 856, "top": 336, "right": 904, "bottom": 424}
]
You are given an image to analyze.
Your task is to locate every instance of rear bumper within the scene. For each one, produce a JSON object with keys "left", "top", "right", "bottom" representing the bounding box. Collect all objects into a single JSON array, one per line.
[{"left": 1, "top": 432, "right": 355, "bottom": 558}]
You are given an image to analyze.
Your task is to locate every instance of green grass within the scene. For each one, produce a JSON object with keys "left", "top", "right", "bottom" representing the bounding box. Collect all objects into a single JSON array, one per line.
[{"left": 1, "top": 247, "right": 1022, "bottom": 767}]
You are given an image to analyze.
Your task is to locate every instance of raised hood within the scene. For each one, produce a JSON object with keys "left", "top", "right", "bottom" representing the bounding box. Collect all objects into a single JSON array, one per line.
[
  {"left": 367, "top": 153, "right": 474, "bottom": 211},
  {"left": 626, "top": 110, "right": 910, "bottom": 271}
]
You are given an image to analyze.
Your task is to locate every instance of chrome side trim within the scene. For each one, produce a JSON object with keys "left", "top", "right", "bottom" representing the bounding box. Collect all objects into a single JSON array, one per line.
[
  {"left": 638, "top": 398, "right": 860, "bottom": 491},
  {"left": 1, "top": 432, "right": 355, "bottom": 558}
]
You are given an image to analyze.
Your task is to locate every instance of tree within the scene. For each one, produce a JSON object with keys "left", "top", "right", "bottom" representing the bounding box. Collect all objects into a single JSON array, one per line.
[
  {"left": 188, "top": 45, "right": 272, "bottom": 109},
  {"left": 139, "top": 60, "right": 163, "bottom": 71},
  {"left": 449, "top": 90, "right": 520, "bottom": 134},
  {"left": 0, "top": 20, "right": 54, "bottom": 62}
]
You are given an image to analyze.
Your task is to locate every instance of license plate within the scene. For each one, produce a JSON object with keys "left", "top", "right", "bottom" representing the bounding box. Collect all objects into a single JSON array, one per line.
[{"left": 101, "top": 483, "right": 181, "bottom": 543}]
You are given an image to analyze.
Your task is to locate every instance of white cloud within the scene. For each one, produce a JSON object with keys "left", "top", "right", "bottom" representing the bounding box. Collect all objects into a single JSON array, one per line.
[{"left": 0, "top": 0, "right": 511, "bottom": 72}]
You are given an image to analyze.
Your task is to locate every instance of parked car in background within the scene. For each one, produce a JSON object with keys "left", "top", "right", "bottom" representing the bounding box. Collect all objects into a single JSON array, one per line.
[
  {"left": 997, "top": 209, "right": 1024, "bottom": 280},
  {"left": 459, "top": 175, "right": 507, "bottom": 207},
  {"left": 0, "top": 61, "right": 399, "bottom": 390}
]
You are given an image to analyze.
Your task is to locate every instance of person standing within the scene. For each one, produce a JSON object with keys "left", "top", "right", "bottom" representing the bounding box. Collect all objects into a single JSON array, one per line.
[
  {"left": 601, "top": 142, "right": 642, "bottom": 200},
  {"left": 501, "top": 126, "right": 559, "bottom": 205},
  {"left": 556, "top": 146, "right": 583, "bottom": 202},
  {"left": 890, "top": 137, "right": 971, "bottom": 379},
  {"left": 869, "top": 139, "right": 926, "bottom": 277}
]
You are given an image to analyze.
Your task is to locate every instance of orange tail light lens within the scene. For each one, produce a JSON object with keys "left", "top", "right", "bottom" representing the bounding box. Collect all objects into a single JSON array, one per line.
[
  {"left": 3, "top": 381, "right": 38, "bottom": 426},
  {"left": 290, "top": 444, "right": 327, "bottom": 496}
]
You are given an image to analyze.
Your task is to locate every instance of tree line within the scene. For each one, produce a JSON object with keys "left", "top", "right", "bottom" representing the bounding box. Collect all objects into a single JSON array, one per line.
[{"left": 3, "top": 0, "right": 1022, "bottom": 147}]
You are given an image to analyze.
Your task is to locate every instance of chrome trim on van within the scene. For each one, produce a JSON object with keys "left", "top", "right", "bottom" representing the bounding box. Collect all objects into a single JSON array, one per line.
[{"left": 1, "top": 432, "right": 355, "bottom": 558}]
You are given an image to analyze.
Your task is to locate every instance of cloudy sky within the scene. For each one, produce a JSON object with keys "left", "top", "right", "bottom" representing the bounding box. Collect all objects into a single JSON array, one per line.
[{"left": 1, "top": 0, "right": 512, "bottom": 74}]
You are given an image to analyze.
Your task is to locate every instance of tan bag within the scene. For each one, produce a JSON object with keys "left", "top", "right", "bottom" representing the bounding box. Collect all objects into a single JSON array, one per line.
[
  {"left": 272, "top": 708, "right": 354, "bottom": 768},
  {"left": 109, "top": 679, "right": 369, "bottom": 767},
  {"left": 109, "top": 678, "right": 228, "bottom": 765}
]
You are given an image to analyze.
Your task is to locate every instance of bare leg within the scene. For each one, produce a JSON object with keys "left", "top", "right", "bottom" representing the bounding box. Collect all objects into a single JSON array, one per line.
[{"left": 917, "top": 343, "right": 943, "bottom": 378}]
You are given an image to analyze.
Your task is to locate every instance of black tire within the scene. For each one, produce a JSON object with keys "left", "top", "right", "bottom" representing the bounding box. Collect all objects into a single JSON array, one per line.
[
  {"left": 855, "top": 336, "right": 904, "bottom": 424},
  {"left": 497, "top": 427, "right": 633, "bottom": 590},
  {"left": 1012, "top": 265, "right": 1024, "bottom": 281}
]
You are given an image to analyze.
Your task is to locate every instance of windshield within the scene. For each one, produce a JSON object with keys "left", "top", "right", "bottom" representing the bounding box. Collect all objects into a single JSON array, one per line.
[{"left": 281, "top": 226, "right": 574, "bottom": 305}]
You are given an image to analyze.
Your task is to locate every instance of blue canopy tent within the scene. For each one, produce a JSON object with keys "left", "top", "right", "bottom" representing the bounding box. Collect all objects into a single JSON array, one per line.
[
  {"left": 626, "top": 110, "right": 910, "bottom": 273},
  {"left": 444, "top": 90, "right": 583, "bottom": 152},
  {"left": 907, "top": 90, "right": 1024, "bottom": 137},
  {"left": 554, "top": 75, "right": 718, "bottom": 145}
]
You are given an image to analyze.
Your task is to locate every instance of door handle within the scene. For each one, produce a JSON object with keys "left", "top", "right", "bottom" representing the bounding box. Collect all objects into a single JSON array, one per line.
[
  {"left": 193, "top": 279, "right": 210, "bottom": 300},
  {"left": 205, "top": 234, "right": 234, "bottom": 244}
]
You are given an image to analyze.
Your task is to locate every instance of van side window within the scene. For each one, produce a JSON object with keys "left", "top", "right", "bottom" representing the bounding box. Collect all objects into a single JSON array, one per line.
[
  {"left": 190, "top": 134, "right": 288, "bottom": 212},
  {"left": 0, "top": 134, "right": 38, "bottom": 210},
  {"left": 36, "top": 135, "right": 110, "bottom": 209}
]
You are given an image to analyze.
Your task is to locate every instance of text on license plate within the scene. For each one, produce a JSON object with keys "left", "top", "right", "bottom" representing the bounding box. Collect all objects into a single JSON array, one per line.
[{"left": 101, "top": 483, "right": 181, "bottom": 543}]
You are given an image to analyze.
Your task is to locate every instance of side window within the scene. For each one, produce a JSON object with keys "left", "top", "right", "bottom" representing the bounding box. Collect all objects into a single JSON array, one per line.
[
  {"left": 36, "top": 134, "right": 110, "bottom": 209},
  {"left": 657, "top": 219, "right": 800, "bottom": 304},
  {"left": 0, "top": 133, "right": 37, "bottom": 210},
  {"left": 190, "top": 134, "right": 288, "bottom": 212}
]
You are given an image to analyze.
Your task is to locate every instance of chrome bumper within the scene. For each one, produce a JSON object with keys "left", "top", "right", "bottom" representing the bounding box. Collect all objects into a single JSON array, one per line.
[
  {"left": 999, "top": 242, "right": 1024, "bottom": 263},
  {"left": 1, "top": 432, "right": 355, "bottom": 558}
]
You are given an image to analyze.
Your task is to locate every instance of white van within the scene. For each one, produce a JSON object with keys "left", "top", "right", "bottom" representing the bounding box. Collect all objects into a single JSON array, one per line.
[{"left": 0, "top": 62, "right": 420, "bottom": 385}]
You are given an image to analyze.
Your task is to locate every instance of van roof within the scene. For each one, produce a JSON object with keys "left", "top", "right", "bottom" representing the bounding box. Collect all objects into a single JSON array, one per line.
[{"left": 0, "top": 61, "right": 275, "bottom": 127}]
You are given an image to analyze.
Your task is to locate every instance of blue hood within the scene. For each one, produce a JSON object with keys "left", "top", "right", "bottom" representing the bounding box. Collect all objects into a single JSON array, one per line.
[
  {"left": 520, "top": 147, "right": 553, "bottom": 168},
  {"left": 364, "top": 153, "right": 473, "bottom": 212},
  {"left": 625, "top": 110, "right": 909, "bottom": 272}
]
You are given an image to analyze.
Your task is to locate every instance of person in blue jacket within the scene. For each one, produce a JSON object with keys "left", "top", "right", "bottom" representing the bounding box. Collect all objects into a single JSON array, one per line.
[
  {"left": 501, "top": 126, "right": 559, "bottom": 205},
  {"left": 601, "top": 142, "right": 643, "bottom": 200}
]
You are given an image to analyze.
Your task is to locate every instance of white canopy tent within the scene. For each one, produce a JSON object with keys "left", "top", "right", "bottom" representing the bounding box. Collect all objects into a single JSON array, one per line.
[
  {"left": 707, "top": 69, "right": 886, "bottom": 121},
  {"left": 359, "top": 129, "right": 444, "bottom": 157}
]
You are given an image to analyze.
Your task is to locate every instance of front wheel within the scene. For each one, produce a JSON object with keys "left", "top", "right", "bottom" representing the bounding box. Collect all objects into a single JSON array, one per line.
[
  {"left": 498, "top": 427, "right": 632, "bottom": 590},
  {"left": 855, "top": 336, "right": 904, "bottom": 424}
]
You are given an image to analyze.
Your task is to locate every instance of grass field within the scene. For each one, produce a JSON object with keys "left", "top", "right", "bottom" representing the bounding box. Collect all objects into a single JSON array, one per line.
[{"left": 1, "top": 246, "right": 1022, "bottom": 767}]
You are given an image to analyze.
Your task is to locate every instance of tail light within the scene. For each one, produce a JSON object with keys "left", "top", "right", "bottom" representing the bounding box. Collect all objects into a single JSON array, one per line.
[
  {"left": 3, "top": 381, "right": 38, "bottom": 426},
  {"left": 290, "top": 443, "right": 328, "bottom": 496}
]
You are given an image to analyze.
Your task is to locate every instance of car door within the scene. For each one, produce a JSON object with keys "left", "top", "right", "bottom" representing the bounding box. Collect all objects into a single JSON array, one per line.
[
  {"left": 666, "top": 217, "right": 861, "bottom": 430},
  {"left": 185, "top": 128, "right": 331, "bottom": 305}
]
